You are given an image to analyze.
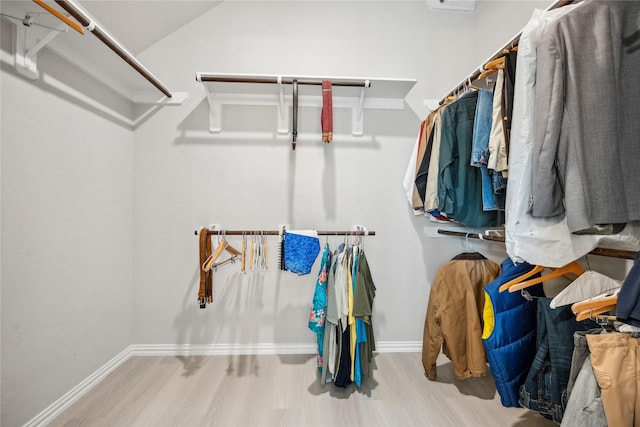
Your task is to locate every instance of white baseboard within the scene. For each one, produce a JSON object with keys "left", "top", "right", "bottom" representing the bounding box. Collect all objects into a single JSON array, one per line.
[
  {"left": 24, "top": 341, "right": 421, "bottom": 426},
  {"left": 376, "top": 341, "right": 422, "bottom": 353},
  {"left": 129, "top": 342, "right": 318, "bottom": 356},
  {"left": 23, "top": 346, "right": 133, "bottom": 427}
]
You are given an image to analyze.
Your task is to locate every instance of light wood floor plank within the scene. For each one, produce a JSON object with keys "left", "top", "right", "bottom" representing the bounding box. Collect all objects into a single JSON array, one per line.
[{"left": 50, "top": 353, "right": 556, "bottom": 427}]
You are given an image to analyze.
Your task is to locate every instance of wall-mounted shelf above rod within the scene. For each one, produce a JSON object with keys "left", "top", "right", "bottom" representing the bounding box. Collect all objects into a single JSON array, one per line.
[
  {"left": 195, "top": 73, "right": 416, "bottom": 135},
  {"left": 194, "top": 229, "right": 376, "bottom": 236},
  {"left": 439, "top": 0, "right": 578, "bottom": 105},
  {"left": 437, "top": 229, "right": 637, "bottom": 260},
  {"left": 1, "top": 0, "right": 187, "bottom": 106}
]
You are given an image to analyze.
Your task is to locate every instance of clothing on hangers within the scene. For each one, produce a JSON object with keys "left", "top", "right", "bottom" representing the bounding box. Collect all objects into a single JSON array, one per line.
[
  {"left": 550, "top": 270, "right": 621, "bottom": 309},
  {"left": 530, "top": 0, "right": 640, "bottom": 233},
  {"left": 615, "top": 252, "right": 640, "bottom": 328},
  {"left": 470, "top": 87, "right": 502, "bottom": 212},
  {"left": 309, "top": 244, "right": 332, "bottom": 371},
  {"left": 561, "top": 331, "right": 607, "bottom": 427},
  {"left": 308, "top": 241, "right": 376, "bottom": 389},
  {"left": 482, "top": 258, "right": 542, "bottom": 407},
  {"left": 414, "top": 110, "right": 439, "bottom": 208},
  {"left": 403, "top": 120, "right": 426, "bottom": 213},
  {"left": 422, "top": 253, "right": 500, "bottom": 380},
  {"left": 518, "top": 298, "right": 599, "bottom": 423},
  {"left": 504, "top": 3, "right": 640, "bottom": 268},
  {"left": 586, "top": 332, "right": 640, "bottom": 426},
  {"left": 284, "top": 230, "right": 321, "bottom": 275},
  {"left": 437, "top": 91, "right": 498, "bottom": 228}
]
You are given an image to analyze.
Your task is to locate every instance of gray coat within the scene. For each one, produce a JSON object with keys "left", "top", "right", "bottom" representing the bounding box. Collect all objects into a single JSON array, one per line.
[{"left": 530, "top": 0, "right": 640, "bottom": 233}]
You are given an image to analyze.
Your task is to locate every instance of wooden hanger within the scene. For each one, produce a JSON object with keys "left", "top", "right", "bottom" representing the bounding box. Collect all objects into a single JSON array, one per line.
[
  {"left": 202, "top": 238, "right": 243, "bottom": 272},
  {"left": 478, "top": 62, "right": 505, "bottom": 80},
  {"left": 571, "top": 289, "right": 619, "bottom": 314},
  {"left": 575, "top": 303, "right": 617, "bottom": 322},
  {"left": 241, "top": 235, "right": 247, "bottom": 273},
  {"left": 498, "top": 265, "right": 544, "bottom": 292},
  {"left": 484, "top": 56, "right": 506, "bottom": 70},
  {"left": 507, "top": 262, "right": 585, "bottom": 293}
]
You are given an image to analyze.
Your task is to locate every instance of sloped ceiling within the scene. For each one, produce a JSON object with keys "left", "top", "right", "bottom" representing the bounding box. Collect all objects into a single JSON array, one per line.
[
  {"left": 78, "top": 1, "right": 221, "bottom": 55},
  {"left": 1, "top": 0, "right": 221, "bottom": 100}
]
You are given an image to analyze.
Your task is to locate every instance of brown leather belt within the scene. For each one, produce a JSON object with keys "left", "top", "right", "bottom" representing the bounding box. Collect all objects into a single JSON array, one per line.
[{"left": 198, "top": 227, "right": 213, "bottom": 308}]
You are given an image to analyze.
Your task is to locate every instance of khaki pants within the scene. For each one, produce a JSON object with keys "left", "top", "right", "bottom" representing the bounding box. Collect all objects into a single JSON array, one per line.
[{"left": 586, "top": 332, "right": 640, "bottom": 427}]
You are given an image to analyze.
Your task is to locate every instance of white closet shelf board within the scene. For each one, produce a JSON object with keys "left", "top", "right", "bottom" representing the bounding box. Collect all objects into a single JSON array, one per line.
[
  {"left": 195, "top": 73, "right": 417, "bottom": 135},
  {"left": 0, "top": 1, "right": 186, "bottom": 106}
]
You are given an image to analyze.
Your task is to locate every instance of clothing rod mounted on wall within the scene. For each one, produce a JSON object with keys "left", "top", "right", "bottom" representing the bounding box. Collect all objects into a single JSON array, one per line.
[
  {"left": 53, "top": 0, "right": 173, "bottom": 98},
  {"left": 195, "top": 73, "right": 371, "bottom": 88},
  {"left": 437, "top": 229, "right": 637, "bottom": 260},
  {"left": 194, "top": 229, "right": 376, "bottom": 236},
  {"left": 439, "top": 0, "right": 577, "bottom": 104}
]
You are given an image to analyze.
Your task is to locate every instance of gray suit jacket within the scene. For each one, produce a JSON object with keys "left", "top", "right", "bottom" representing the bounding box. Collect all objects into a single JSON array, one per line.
[{"left": 530, "top": 0, "right": 640, "bottom": 233}]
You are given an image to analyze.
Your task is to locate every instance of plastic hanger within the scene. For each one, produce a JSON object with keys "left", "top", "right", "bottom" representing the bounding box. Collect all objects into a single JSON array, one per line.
[{"left": 507, "top": 261, "right": 585, "bottom": 293}]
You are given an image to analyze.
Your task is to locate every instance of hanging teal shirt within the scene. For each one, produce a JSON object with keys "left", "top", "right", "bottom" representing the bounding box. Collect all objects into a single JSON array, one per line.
[
  {"left": 308, "top": 244, "right": 331, "bottom": 371},
  {"left": 438, "top": 91, "right": 498, "bottom": 228}
]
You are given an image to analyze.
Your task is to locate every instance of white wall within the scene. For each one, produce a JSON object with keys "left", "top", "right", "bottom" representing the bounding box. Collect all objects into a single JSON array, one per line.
[
  {"left": 0, "top": 17, "right": 135, "bottom": 427},
  {"left": 131, "top": 1, "right": 552, "bottom": 348}
]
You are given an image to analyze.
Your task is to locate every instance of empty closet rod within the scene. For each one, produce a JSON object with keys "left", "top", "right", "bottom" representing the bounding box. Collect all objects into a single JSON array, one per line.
[
  {"left": 53, "top": 0, "right": 173, "bottom": 98},
  {"left": 439, "top": 0, "right": 577, "bottom": 105},
  {"left": 437, "top": 229, "right": 637, "bottom": 260},
  {"left": 194, "top": 229, "right": 376, "bottom": 236},
  {"left": 195, "top": 74, "right": 371, "bottom": 88}
]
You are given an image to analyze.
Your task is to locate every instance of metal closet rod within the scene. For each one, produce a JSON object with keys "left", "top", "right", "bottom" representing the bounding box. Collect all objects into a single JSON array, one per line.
[
  {"left": 437, "top": 229, "right": 637, "bottom": 260},
  {"left": 53, "top": 0, "right": 173, "bottom": 98},
  {"left": 439, "top": 0, "right": 578, "bottom": 105},
  {"left": 194, "top": 229, "right": 376, "bottom": 236},
  {"left": 196, "top": 74, "right": 371, "bottom": 88}
]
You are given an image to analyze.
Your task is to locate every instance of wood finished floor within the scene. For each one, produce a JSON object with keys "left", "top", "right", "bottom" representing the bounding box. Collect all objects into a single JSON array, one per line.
[{"left": 50, "top": 352, "right": 556, "bottom": 427}]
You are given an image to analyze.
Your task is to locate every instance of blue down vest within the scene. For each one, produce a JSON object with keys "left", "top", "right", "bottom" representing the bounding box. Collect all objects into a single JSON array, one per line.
[{"left": 482, "top": 258, "right": 541, "bottom": 407}]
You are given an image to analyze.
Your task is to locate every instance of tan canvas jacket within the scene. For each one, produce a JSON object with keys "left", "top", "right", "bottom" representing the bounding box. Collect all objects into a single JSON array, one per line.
[{"left": 422, "top": 253, "right": 500, "bottom": 380}]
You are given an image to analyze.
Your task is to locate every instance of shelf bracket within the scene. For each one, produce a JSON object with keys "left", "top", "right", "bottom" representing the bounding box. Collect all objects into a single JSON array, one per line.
[
  {"left": 204, "top": 86, "right": 222, "bottom": 133},
  {"left": 352, "top": 81, "right": 369, "bottom": 136},
  {"left": 7, "top": 14, "right": 67, "bottom": 80},
  {"left": 195, "top": 74, "right": 415, "bottom": 136},
  {"left": 276, "top": 76, "right": 289, "bottom": 134}
]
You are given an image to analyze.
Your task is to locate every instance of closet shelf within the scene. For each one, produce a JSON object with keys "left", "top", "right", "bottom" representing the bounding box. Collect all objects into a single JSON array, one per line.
[
  {"left": 195, "top": 73, "right": 416, "bottom": 135},
  {"left": 1, "top": 0, "right": 186, "bottom": 106},
  {"left": 437, "top": 229, "right": 637, "bottom": 260},
  {"left": 438, "top": 0, "right": 577, "bottom": 104}
]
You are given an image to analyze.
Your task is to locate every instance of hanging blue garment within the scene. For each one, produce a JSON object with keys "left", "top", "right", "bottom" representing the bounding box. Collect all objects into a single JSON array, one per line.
[
  {"left": 308, "top": 244, "right": 331, "bottom": 371},
  {"left": 482, "top": 258, "right": 542, "bottom": 407},
  {"left": 284, "top": 232, "right": 321, "bottom": 275}
]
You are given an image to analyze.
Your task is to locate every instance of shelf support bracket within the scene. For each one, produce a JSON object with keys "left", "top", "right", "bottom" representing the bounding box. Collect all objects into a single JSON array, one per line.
[
  {"left": 352, "top": 80, "right": 369, "bottom": 136},
  {"left": 7, "top": 14, "right": 67, "bottom": 80},
  {"left": 203, "top": 84, "right": 222, "bottom": 133},
  {"left": 276, "top": 76, "right": 289, "bottom": 134}
]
